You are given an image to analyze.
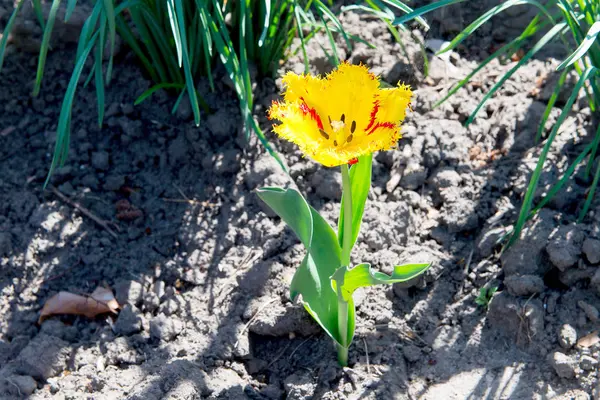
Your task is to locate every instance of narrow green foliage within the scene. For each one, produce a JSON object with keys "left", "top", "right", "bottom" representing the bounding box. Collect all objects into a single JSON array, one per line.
[
  {"left": 475, "top": 286, "right": 498, "bottom": 309},
  {"left": 4, "top": 0, "right": 360, "bottom": 181},
  {"left": 508, "top": 66, "right": 597, "bottom": 248},
  {"left": 388, "top": 0, "right": 600, "bottom": 245},
  {"left": 0, "top": 0, "right": 26, "bottom": 73},
  {"left": 338, "top": 154, "right": 372, "bottom": 252},
  {"left": 33, "top": 0, "right": 62, "bottom": 97},
  {"left": 580, "top": 157, "right": 600, "bottom": 222}
]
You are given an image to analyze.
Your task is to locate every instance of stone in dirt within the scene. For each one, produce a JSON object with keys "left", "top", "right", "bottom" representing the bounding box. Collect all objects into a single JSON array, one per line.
[
  {"left": 504, "top": 274, "right": 545, "bottom": 297},
  {"left": 206, "top": 368, "right": 246, "bottom": 398},
  {"left": 91, "top": 151, "right": 110, "bottom": 171},
  {"left": 548, "top": 351, "right": 577, "bottom": 379},
  {"left": 114, "top": 280, "right": 144, "bottom": 307},
  {"left": 248, "top": 302, "right": 320, "bottom": 337},
  {"left": 113, "top": 304, "right": 143, "bottom": 336},
  {"left": 4, "top": 375, "right": 37, "bottom": 396},
  {"left": 149, "top": 314, "right": 183, "bottom": 341},
  {"left": 577, "top": 300, "right": 599, "bottom": 323},
  {"left": 582, "top": 238, "right": 600, "bottom": 264},
  {"left": 546, "top": 225, "right": 585, "bottom": 271},
  {"left": 590, "top": 269, "right": 600, "bottom": 296},
  {"left": 14, "top": 334, "right": 71, "bottom": 380},
  {"left": 501, "top": 209, "right": 556, "bottom": 277},
  {"left": 104, "top": 337, "right": 143, "bottom": 365},
  {"left": 476, "top": 226, "right": 507, "bottom": 258},
  {"left": 580, "top": 355, "right": 598, "bottom": 371},
  {"left": 284, "top": 371, "right": 317, "bottom": 400},
  {"left": 558, "top": 324, "right": 577, "bottom": 349},
  {"left": 0, "top": 231, "right": 13, "bottom": 256},
  {"left": 487, "top": 291, "right": 544, "bottom": 345}
]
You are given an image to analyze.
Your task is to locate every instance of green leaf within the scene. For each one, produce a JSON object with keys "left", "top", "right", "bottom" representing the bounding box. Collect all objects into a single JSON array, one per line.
[
  {"left": 338, "top": 154, "right": 372, "bottom": 251},
  {"left": 101, "top": 0, "right": 116, "bottom": 82},
  {"left": 392, "top": 0, "right": 467, "bottom": 26},
  {"left": 557, "top": 21, "right": 600, "bottom": 70},
  {"left": 256, "top": 187, "right": 343, "bottom": 345},
  {"left": 507, "top": 65, "right": 597, "bottom": 248},
  {"left": 330, "top": 262, "right": 430, "bottom": 345},
  {"left": 437, "top": 0, "right": 553, "bottom": 55},
  {"left": 0, "top": 0, "right": 26, "bottom": 74},
  {"left": 332, "top": 263, "right": 431, "bottom": 303},
  {"left": 256, "top": 187, "right": 312, "bottom": 247},
  {"left": 33, "top": 0, "right": 62, "bottom": 97}
]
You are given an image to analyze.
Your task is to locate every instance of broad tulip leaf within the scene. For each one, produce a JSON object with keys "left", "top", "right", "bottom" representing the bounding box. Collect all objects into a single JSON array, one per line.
[
  {"left": 338, "top": 154, "right": 372, "bottom": 250},
  {"left": 332, "top": 263, "right": 431, "bottom": 303},
  {"left": 331, "top": 262, "right": 430, "bottom": 345},
  {"left": 257, "top": 187, "right": 343, "bottom": 345},
  {"left": 256, "top": 187, "right": 313, "bottom": 247}
]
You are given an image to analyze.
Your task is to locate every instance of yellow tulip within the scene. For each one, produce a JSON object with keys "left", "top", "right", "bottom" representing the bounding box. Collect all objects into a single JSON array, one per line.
[{"left": 268, "top": 62, "right": 412, "bottom": 167}]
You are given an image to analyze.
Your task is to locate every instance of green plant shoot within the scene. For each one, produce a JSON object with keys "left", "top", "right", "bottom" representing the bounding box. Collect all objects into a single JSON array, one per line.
[{"left": 256, "top": 63, "right": 431, "bottom": 366}]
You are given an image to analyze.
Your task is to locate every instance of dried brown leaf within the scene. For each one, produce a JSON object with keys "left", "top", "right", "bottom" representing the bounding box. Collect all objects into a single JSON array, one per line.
[
  {"left": 577, "top": 331, "right": 600, "bottom": 348},
  {"left": 39, "top": 286, "right": 120, "bottom": 324}
]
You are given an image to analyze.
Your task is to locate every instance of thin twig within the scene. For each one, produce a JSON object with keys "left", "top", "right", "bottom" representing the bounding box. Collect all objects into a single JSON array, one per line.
[
  {"left": 234, "top": 298, "right": 277, "bottom": 348},
  {"left": 216, "top": 250, "right": 262, "bottom": 300},
  {"left": 50, "top": 185, "right": 118, "bottom": 239},
  {"left": 267, "top": 342, "right": 291, "bottom": 368},
  {"left": 6, "top": 378, "right": 21, "bottom": 396},
  {"left": 362, "top": 337, "right": 370, "bottom": 375},
  {"left": 288, "top": 335, "right": 314, "bottom": 361}
]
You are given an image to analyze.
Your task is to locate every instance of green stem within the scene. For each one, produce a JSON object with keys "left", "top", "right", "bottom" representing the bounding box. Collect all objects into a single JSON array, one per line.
[
  {"left": 337, "top": 164, "right": 353, "bottom": 366},
  {"left": 341, "top": 164, "right": 353, "bottom": 266}
]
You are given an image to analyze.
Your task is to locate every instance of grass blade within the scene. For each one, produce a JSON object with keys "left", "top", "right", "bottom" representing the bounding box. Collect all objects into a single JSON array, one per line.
[
  {"left": 32, "top": 0, "right": 46, "bottom": 30},
  {"left": 115, "top": 15, "right": 160, "bottom": 82},
  {"left": 174, "top": 0, "right": 201, "bottom": 125},
  {"left": 314, "top": 0, "right": 352, "bottom": 51},
  {"left": 379, "top": 0, "right": 429, "bottom": 30},
  {"left": 65, "top": 0, "right": 78, "bottom": 21},
  {"left": 528, "top": 141, "right": 593, "bottom": 219},
  {"left": 33, "top": 0, "right": 62, "bottom": 97},
  {"left": 258, "top": 0, "right": 272, "bottom": 47},
  {"left": 0, "top": 0, "right": 26, "bottom": 73},
  {"left": 536, "top": 67, "right": 569, "bottom": 142},
  {"left": 586, "top": 119, "right": 600, "bottom": 178},
  {"left": 465, "top": 22, "right": 567, "bottom": 126},
  {"left": 76, "top": 1, "right": 101, "bottom": 62},
  {"left": 557, "top": 21, "right": 600, "bottom": 70},
  {"left": 134, "top": 82, "right": 185, "bottom": 105},
  {"left": 438, "top": 0, "right": 553, "bottom": 55},
  {"left": 101, "top": 0, "right": 116, "bottom": 82},
  {"left": 45, "top": 31, "right": 100, "bottom": 187},
  {"left": 94, "top": 36, "right": 105, "bottom": 127},
  {"left": 579, "top": 157, "right": 600, "bottom": 222},
  {"left": 392, "top": 0, "right": 467, "bottom": 26},
  {"left": 320, "top": 14, "right": 340, "bottom": 66},
  {"left": 506, "top": 66, "right": 597, "bottom": 248},
  {"left": 294, "top": 5, "right": 310, "bottom": 73},
  {"left": 167, "top": 0, "right": 183, "bottom": 68}
]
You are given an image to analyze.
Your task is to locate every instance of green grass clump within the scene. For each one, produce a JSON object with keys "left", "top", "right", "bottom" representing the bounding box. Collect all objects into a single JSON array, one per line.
[
  {"left": 378, "top": 0, "right": 600, "bottom": 247},
  {"left": 430, "top": 0, "right": 600, "bottom": 247},
  {"left": 0, "top": 0, "right": 359, "bottom": 183}
]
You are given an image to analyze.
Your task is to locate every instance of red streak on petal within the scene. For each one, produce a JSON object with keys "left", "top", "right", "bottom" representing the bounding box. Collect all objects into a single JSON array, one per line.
[
  {"left": 299, "top": 97, "right": 324, "bottom": 130},
  {"left": 348, "top": 158, "right": 359, "bottom": 165},
  {"left": 367, "top": 121, "right": 397, "bottom": 136},
  {"left": 364, "top": 100, "right": 380, "bottom": 133}
]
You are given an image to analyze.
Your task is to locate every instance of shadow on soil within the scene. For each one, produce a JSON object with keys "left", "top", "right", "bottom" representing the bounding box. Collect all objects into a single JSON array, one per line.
[{"left": 1, "top": 8, "right": 595, "bottom": 398}]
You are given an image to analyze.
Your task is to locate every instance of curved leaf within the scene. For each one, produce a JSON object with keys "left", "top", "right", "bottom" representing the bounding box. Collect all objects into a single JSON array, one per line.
[
  {"left": 332, "top": 262, "right": 431, "bottom": 303},
  {"left": 338, "top": 154, "right": 372, "bottom": 251},
  {"left": 256, "top": 187, "right": 313, "bottom": 247},
  {"left": 257, "top": 187, "right": 343, "bottom": 345},
  {"left": 557, "top": 21, "right": 600, "bottom": 70}
]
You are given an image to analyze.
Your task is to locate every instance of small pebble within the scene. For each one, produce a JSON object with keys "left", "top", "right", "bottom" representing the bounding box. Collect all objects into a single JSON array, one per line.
[{"left": 558, "top": 324, "right": 577, "bottom": 349}]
